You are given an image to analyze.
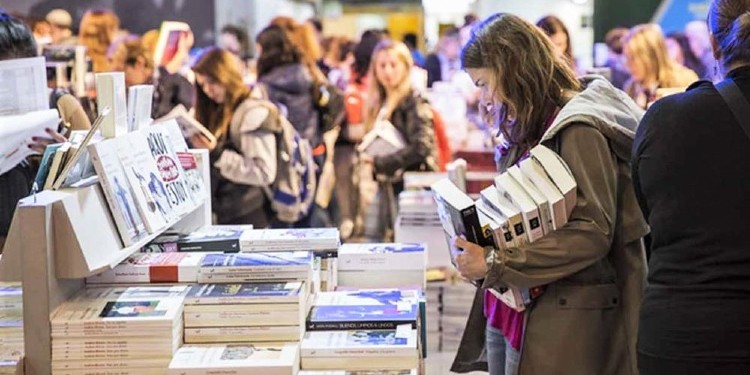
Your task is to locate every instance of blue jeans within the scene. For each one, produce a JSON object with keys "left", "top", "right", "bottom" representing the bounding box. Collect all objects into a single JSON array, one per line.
[{"left": 486, "top": 325, "right": 521, "bottom": 375}]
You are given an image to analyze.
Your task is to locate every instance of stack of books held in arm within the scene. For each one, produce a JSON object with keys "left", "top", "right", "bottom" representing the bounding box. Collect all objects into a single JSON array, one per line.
[
  {"left": 394, "top": 190, "right": 453, "bottom": 270},
  {"left": 301, "top": 289, "right": 421, "bottom": 372},
  {"left": 0, "top": 284, "right": 22, "bottom": 374},
  {"left": 337, "top": 243, "right": 426, "bottom": 290},
  {"left": 432, "top": 144, "right": 577, "bottom": 312},
  {"left": 183, "top": 281, "right": 308, "bottom": 345},
  {"left": 50, "top": 286, "right": 188, "bottom": 375}
]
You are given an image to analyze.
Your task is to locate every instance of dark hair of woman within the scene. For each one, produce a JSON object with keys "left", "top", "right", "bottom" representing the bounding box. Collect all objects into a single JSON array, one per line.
[
  {"left": 352, "top": 29, "right": 387, "bottom": 84},
  {"left": 536, "top": 15, "right": 573, "bottom": 60},
  {"left": 708, "top": 0, "right": 750, "bottom": 68},
  {"left": 0, "top": 11, "right": 37, "bottom": 60},
  {"left": 255, "top": 24, "right": 302, "bottom": 78},
  {"left": 462, "top": 13, "right": 580, "bottom": 158},
  {"left": 666, "top": 31, "right": 706, "bottom": 75},
  {"left": 192, "top": 48, "right": 250, "bottom": 140},
  {"left": 221, "top": 24, "right": 251, "bottom": 58}
]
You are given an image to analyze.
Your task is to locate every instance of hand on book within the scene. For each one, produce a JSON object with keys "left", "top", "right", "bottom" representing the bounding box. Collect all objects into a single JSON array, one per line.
[
  {"left": 29, "top": 128, "right": 66, "bottom": 154},
  {"left": 452, "top": 236, "right": 488, "bottom": 281},
  {"left": 189, "top": 134, "right": 217, "bottom": 151}
]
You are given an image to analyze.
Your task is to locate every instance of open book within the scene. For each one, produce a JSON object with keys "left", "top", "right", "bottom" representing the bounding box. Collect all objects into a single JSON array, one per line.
[
  {"left": 357, "top": 119, "right": 405, "bottom": 158},
  {"left": 0, "top": 109, "right": 60, "bottom": 175},
  {"left": 153, "top": 104, "right": 216, "bottom": 145}
]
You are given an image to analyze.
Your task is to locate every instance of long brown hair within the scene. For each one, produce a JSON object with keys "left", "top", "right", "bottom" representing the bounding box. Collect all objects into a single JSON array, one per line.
[
  {"left": 462, "top": 13, "right": 580, "bottom": 157},
  {"left": 79, "top": 9, "right": 119, "bottom": 73},
  {"left": 537, "top": 15, "right": 574, "bottom": 66},
  {"left": 192, "top": 48, "right": 250, "bottom": 140},
  {"left": 365, "top": 40, "right": 414, "bottom": 131},
  {"left": 270, "top": 16, "right": 327, "bottom": 83}
]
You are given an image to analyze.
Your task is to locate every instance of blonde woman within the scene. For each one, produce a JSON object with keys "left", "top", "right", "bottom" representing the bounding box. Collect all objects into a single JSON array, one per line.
[
  {"left": 623, "top": 24, "right": 699, "bottom": 108},
  {"left": 360, "top": 40, "right": 437, "bottom": 240},
  {"left": 78, "top": 9, "right": 120, "bottom": 73}
]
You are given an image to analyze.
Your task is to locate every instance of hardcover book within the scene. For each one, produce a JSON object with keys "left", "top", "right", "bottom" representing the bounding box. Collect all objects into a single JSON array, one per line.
[
  {"left": 176, "top": 225, "right": 249, "bottom": 252},
  {"left": 168, "top": 343, "right": 299, "bottom": 375},
  {"left": 88, "top": 138, "right": 148, "bottom": 246}
]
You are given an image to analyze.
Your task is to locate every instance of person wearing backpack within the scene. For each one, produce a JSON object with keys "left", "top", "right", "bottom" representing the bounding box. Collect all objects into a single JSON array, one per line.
[
  {"left": 360, "top": 39, "right": 438, "bottom": 241},
  {"left": 190, "top": 48, "right": 277, "bottom": 228}
]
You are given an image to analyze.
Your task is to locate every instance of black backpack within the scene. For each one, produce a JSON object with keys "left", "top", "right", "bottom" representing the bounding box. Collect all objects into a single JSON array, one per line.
[{"left": 312, "top": 80, "right": 345, "bottom": 133}]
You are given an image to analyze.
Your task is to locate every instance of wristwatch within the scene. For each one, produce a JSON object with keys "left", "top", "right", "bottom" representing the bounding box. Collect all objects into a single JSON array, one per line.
[{"left": 484, "top": 246, "right": 497, "bottom": 270}]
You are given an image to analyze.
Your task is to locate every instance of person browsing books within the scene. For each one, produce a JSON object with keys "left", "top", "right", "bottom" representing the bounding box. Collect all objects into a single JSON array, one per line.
[
  {"left": 360, "top": 39, "right": 437, "bottom": 241},
  {"left": 633, "top": 1, "right": 750, "bottom": 373},
  {"left": 190, "top": 48, "right": 276, "bottom": 228},
  {"left": 450, "top": 14, "right": 648, "bottom": 375},
  {"left": 0, "top": 12, "right": 88, "bottom": 251}
]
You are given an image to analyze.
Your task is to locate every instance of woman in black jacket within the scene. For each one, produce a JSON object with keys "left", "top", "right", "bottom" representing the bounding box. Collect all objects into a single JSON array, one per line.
[
  {"left": 361, "top": 39, "right": 437, "bottom": 240},
  {"left": 632, "top": 1, "right": 750, "bottom": 373}
]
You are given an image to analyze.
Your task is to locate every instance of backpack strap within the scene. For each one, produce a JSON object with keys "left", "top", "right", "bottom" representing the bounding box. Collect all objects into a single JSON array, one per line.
[{"left": 716, "top": 79, "right": 750, "bottom": 142}]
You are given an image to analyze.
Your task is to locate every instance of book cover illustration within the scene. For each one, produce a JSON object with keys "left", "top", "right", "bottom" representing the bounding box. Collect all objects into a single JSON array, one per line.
[
  {"left": 316, "top": 289, "right": 420, "bottom": 307},
  {"left": 220, "top": 345, "right": 282, "bottom": 361},
  {"left": 345, "top": 330, "right": 408, "bottom": 347},
  {"left": 80, "top": 285, "right": 189, "bottom": 301},
  {"left": 178, "top": 226, "right": 245, "bottom": 252},
  {"left": 98, "top": 301, "right": 167, "bottom": 318},
  {"left": 160, "top": 119, "right": 207, "bottom": 206},
  {"left": 146, "top": 125, "right": 194, "bottom": 216},
  {"left": 310, "top": 305, "right": 417, "bottom": 322},
  {"left": 201, "top": 252, "right": 313, "bottom": 268},
  {"left": 343, "top": 243, "right": 424, "bottom": 254},
  {"left": 187, "top": 282, "right": 302, "bottom": 300},
  {"left": 243, "top": 228, "right": 340, "bottom": 242}
]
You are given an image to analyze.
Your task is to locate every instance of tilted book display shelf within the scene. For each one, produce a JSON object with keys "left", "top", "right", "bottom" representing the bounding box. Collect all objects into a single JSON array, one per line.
[{"left": 0, "top": 149, "right": 210, "bottom": 375}]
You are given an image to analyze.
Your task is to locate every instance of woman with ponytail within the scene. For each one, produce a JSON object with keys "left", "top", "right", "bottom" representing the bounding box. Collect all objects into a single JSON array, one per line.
[{"left": 633, "top": 1, "right": 750, "bottom": 373}]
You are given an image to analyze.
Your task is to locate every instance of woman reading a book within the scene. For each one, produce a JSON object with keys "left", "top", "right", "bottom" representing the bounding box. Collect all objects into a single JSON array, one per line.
[
  {"left": 633, "top": 1, "right": 750, "bottom": 373},
  {"left": 450, "top": 14, "right": 648, "bottom": 375},
  {"left": 190, "top": 48, "right": 276, "bottom": 228},
  {"left": 360, "top": 39, "right": 437, "bottom": 241}
]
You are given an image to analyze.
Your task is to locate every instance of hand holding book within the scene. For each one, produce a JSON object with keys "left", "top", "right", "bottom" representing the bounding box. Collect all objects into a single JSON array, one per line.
[
  {"left": 451, "top": 235, "right": 489, "bottom": 280},
  {"left": 29, "top": 128, "right": 67, "bottom": 154}
]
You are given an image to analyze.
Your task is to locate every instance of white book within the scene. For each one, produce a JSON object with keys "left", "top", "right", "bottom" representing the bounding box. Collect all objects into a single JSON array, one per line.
[
  {"left": 95, "top": 72, "right": 128, "bottom": 138},
  {"left": 145, "top": 122, "right": 197, "bottom": 216},
  {"left": 508, "top": 166, "right": 552, "bottom": 235},
  {"left": 495, "top": 173, "right": 544, "bottom": 243},
  {"left": 529, "top": 144, "right": 577, "bottom": 217},
  {"left": 301, "top": 329, "right": 418, "bottom": 358},
  {"left": 519, "top": 157, "right": 568, "bottom": 230},
  {"left": 314, "top": 289, "right": 420, "bottom": 307},
  {"left": 337, "top": 270, "right": 425, "bottom": 290},
  {"left": 116, "top": 131, "right": 173, "bottom": 233},
  {"left": 184, "top": 326, "right": 301, "bottom": 343},
  {"left": 183, "top": 304, "right": 301, "bottom": 328},
  {"left": 479, "top": 187, "right": 527, "bottom": 247},
  {"left": 475, "top": 205, "right": 511, "bottom": 250},
  {"left": 160, "top": 114, "right": 208, "bottom": 206},
  {"left": 153, "top": 104, "right": 217, "bottom": 145},
  {"left": 0, "top": 56, "right": 48, "bottom": 116},
  {"left": 88, "top": 138, "right": 148, "bottom": 246},
  {"left": 338, "top": 243, "right": 426, "bottom": 271},
  {"left": 85, "top": 252, "right": 208, "bottom": 284},
  {"left": 446, "top": 158, "right": 467, "bottom": 192},
  {"left": 168, "top": 343, "right": 298, "bottom": 375},
  {"left": 71, "top": 285, "right": 190, "bottom": 302},
  {"left": 240, "top": 228, "right": 340, "bottom": 252},
  {"left": 127, "top": 84, "right": 154, "bottom": 132}
]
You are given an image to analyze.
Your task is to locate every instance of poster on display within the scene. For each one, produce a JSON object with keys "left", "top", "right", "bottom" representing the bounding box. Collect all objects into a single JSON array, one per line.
[{"left": 652, "top": 0, "right": 712, "bottom": 33}]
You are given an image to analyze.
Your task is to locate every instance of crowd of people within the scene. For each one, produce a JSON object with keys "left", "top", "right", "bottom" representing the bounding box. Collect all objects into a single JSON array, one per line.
[{"left": 1, "top": 1, "right": 750, "bottom": 374}]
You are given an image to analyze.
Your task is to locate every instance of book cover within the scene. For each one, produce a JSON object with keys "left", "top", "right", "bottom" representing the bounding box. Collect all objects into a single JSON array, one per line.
[
  {"left": 529, "top": 144, "right": 577, "bottom": 217},
  {"left": 475, "top": 205, "right": 511, "bottom": 250},
  {"left": 338, "top": 243, "right": 426, "bottom": 271},
  {"left": 301, "top": 329, "right": 417, "bottom": 357},
  {"left": 508, "top": 166, "right": 552, "bottom": 235},
  {"left": 153, "top": 22, "right": 191, "bottom": 68},
  {"left": 177, "top": 225, "right": 248, "bottom": 252},
  {"left": 168, "top": 343, "right": 298, "bottom": 375},
  {"left": 85, "top": 253, "right": 206, "bottom": 284},
  {"left": 146, "top": 123, "right": 195, "bottom": 216},
  {"left": 519, "top": 156, "right": 569, "bottom": 230},
  {"left": 34, "top": 142, "right": 64, "bottom": 190},
  {"left": 56, "top": 122, "right": 107, "bottom": 189},
  {"left": 95, "top": 72, "right": 127, "bottom": 138},
  {"left": 307, "top": 305, "right": 418, "bottom": 331},
  {"left": 74, "top": 285, "right": 189, "bottom": 301},
  {"left": 200, "top": 252, "right": 313, "bottom": 272},
  {"left": 117, "top": 131, "right": 173, "bottom": 233},
  {"left": 240, "top": 228, "right": 340, "bottom": 252},
  {"left": 44, "top": 142, "right": 71, "bottom": 190},
  {"left": 431, "top": 178, "right": 494, "bottom": 264},
  {"left": 314, "top": 289, "right": 420, "bottom": 308},
  {"left": 495, "top": 173, "right": 544, "bottom": 243},
  {"left": 154, "top": 104, "right": 217, "bottom": 145},
  {"left": 88, "top": 138, "right": 148, "bottom": 246},
  {"left": 185, "top": 282, "right": 303, "bottom": 305},
  {"left": 127, "top": 84, "right": 153, "bottom": 132},
  {"left": 160, "top": 119, "right": 208, "bottom": 207}
]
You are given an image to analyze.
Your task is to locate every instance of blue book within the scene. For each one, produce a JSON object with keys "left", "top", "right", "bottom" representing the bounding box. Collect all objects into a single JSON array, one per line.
[
  {"left": 314, "top": 289, "right": 421, "bottom": 308},
  {"left": 185, "top": 282, "right": 304, "bottom": 305},
  {"left": 200, "top": 252, "right": 313, "bottom": 272},
  {"left": 33, "top": 142, "right": 64, "bottom": 190},
  {"left": 306, "top": 304, "right": 418, "bottom": 331}
]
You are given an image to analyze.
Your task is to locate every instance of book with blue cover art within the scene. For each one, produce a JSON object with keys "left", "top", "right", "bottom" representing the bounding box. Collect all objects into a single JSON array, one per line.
[
  {"left": 185, "top": 282, "right": 304, "bottom": 305},
  {"left": 301, "top": 329, "right": 418, "bottom": 357},
  {"left": 200, "top": 252, "right": 313, "bottom": 272},
  {"left": 307, "top": 304, "right": 418, "bottom": 331},
  {"left": 314, "top": 289, "right": 420, "bottom": 308},
  {"left": 176, "top": 225, "right": 251, "bottom": 253},
  {"left": 240, "top": 228, "right": 340, "bottom": 252}
]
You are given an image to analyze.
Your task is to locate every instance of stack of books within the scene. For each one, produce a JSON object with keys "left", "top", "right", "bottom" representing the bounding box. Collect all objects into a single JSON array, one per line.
[
  {"left": 394, "top": 190, "right": 452, "bottom": 269},
  {"left": 0, "top": 284, "right": 22, "bottom": 368},
  {"left": 142, "top": 225, "right": 252, "bottom": 253},
  {"left": 441, "top": 280, "right": 477, "bottom": 352},
  {"left": 183, "top": 282, "right": 308, "bottom": 344},
  {"left": 424, "top": 282, "right": 443, "bottom": 353},
  {"left": 196, "top": 252, "right": 314, "bottom": 285},
  {"left": 338, "top": 243, "right": 426, "bottom": 290},
  {"left": 50, "top": 286, "right": 187, "bottom": 374},
  {"left": 301, "top": 289, "right": 421, "bottom": 372},
  {"left": 168, "top": 342, "right": 300, "bottom": 375},
  {"left": 315, "top": 252, "right": 338, "bottom": 293}
]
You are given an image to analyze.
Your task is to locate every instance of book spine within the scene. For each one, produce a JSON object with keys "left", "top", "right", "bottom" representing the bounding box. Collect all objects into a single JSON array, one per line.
[
  {"left": 537, "top": 198, "right": 553, "bottom": 235},
  {"left": 459, "top": 206, "right": 493, "bottom": 248},
  {"left": 305, "top": 320, "right": 417, "bottom": 331},
  {"left": 551, "top": 198, "right": 568, "bottom": 230}
]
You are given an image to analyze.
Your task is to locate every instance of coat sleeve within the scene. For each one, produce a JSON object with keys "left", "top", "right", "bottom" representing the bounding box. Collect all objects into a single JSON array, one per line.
[
  {"left": 213, "top": 106, "right": 277, "bottom": 186},
  {"left": 374, "top": 98, "right": 435, "bottom": 176},
  {"left": 482, "top": 124, "right": 618, "bottom": 290}
]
